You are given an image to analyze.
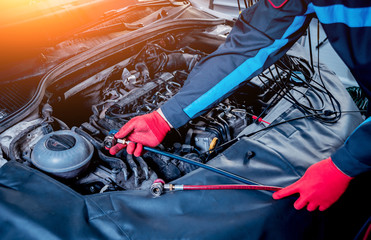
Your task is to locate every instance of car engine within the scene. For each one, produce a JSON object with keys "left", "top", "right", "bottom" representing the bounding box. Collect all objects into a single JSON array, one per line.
[{"left": 0, "top": 31, "right": 315, "bottom": 195}]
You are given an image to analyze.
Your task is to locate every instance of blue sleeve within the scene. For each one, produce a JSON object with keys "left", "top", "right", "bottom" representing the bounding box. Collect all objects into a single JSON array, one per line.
[
  {"left": 332, "top": 117, "right": 371, "bottom": 177},
  {"left": 161, "top": 0, "right": 313, "bottom": 128}
]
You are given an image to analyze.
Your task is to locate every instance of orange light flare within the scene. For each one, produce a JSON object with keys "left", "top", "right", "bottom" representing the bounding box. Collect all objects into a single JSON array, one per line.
[
  {"left": 0, "top": 0, "right": 81, "bottom": 44},
  {"left": 0, "top": 0, "right": 112, "bottom": 65}
]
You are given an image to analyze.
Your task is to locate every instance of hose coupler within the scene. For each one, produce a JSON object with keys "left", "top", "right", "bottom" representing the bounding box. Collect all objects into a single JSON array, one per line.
[{"left": 150, "top": 179, "right": 165, "bottom": 197}]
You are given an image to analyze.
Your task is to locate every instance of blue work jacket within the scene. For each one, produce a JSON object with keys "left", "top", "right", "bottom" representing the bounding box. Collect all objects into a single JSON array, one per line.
[{"left": 161, "top": 0, "right": 371, "bottom": 177}]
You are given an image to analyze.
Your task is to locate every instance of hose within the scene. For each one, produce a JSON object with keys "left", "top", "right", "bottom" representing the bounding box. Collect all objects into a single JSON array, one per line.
[
  {"left": 98, "top": 150, "right": 128, "bottom": 181},
  {"left": 199, "top": 116, "right": 226, "bottom": 142},
  {"left": 217, "top": 113, "right": 232, "bottom": 141},
  {"left": 143, "top": 146, "right": 262, "bottom": 186},
  {"left": 126, "top": 154, "right": 139, "bottom": 186},
  {"left": 182, "top": 184, "right": 281, "bottom": 191},
  {"left": 73, "top": 127, "right": 102, "bottom": 149},
  {"left": 136, "top": 156, "right": 149, "bottom": 180},
  {"left": 150, "top": 180, "right": 282, "bottom": 197}
]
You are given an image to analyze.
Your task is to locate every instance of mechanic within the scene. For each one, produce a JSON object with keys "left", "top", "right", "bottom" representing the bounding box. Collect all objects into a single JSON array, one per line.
[{"left": 110, "top": 0, "right": 371, "bottom": 212}]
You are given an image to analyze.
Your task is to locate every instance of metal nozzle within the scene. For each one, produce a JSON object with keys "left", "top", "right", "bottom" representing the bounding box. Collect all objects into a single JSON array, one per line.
[
  {"left": 150, "top": 179, "right": 165, "bottom": 197},
  {"left": 103, "top": 135, "right": 116, "bottom": 149},
  {"left": 103, "top": 136, "right": 129, "bottom": 149}
]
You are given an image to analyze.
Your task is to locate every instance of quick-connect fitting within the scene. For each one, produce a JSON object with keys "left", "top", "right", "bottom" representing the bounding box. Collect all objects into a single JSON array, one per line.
[{"left": 150, "top": 179, "right": 165, "bottom": 197}]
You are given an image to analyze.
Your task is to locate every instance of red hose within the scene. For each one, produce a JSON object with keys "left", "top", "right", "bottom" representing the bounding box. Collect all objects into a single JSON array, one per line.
[
  {"left": 182, "top": 184, "right": 282, "bottom": 192},
  {"left": 363, "top": 222, "right": 371, "bottom": 240}
]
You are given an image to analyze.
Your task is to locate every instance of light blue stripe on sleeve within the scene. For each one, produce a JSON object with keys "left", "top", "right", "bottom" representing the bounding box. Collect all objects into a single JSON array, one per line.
[
  {"left": 312, "top": 4, "right": 371, "bottom": 27},
  {"left": 184, "top": 14, "right": 309, "bottom": 118}
]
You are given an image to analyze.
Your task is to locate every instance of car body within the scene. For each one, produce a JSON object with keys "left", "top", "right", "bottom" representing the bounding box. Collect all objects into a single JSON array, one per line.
[{"left": 0, "top": 1, "right": 369, "bottom": 239}]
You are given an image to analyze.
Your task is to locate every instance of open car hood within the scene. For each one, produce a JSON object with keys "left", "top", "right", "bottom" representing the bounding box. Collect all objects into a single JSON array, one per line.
[
  {"left": 1, "top": 0, "right": 215, "bottom": 128},
  {"left": 0, "top": 0, "right": 185, "bottom": 80},
  {"left": 0, "top": 1, "right": 370, "bottom": 239}
]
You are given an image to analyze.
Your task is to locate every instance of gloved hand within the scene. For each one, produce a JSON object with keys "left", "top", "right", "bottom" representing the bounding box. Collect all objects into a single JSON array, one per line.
[
  {"left": 109, "top": 110, "right": 171, "bottom": 157},
  {"left": 272, "top": 157, "right": 353, "bottom": 211}
]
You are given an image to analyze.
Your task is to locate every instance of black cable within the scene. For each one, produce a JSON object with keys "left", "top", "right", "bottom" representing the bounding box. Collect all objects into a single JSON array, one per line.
[
  {"left": 201, "top": 109, "right": 364, "bottom": 157},
  {"left": 316, "top": 21, "right": 342, "bottom": 123},
  {"left": 273, "top": 63, "right": 326, "bottom": 113},
  {"left": 279, "top": 69, "right": 326, "bottom": 113},
  {"left": 264, "top": 55, "right": 342, "bottom": 123},
  {"left": 267, "top": 66, "right": 321, "bottom": 112},
  {"left": 307, "top": 27, "right": 314, "bottom": 71},
  {"left": 257, "top": 75, "right": 298, "bottom": 108},
  {"left": 257, "top": 72, "right": 324, "bottom": 116}
]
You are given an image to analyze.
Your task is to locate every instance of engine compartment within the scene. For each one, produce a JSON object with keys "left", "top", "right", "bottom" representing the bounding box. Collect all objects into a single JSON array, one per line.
[{"left": 0, "top": 29, "right": 318, "bottom": 195}]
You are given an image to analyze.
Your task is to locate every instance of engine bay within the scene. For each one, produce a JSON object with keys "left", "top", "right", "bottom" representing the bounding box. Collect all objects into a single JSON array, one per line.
[{"left": 0, "top": 29, "right": 321, "bottom": 195}]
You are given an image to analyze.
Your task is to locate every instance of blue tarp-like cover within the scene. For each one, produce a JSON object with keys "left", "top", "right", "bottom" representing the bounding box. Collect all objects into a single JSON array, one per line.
[{"left": 0, "top": 55, "right": 370, "bottom": 239}]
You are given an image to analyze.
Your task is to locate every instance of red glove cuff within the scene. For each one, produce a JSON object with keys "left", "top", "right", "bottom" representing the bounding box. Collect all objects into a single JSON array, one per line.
[{"left": 148, "top": 111, "right": 171, "bottom": 143}]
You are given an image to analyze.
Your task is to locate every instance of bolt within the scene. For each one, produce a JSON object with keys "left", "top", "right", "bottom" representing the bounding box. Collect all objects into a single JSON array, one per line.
[{"left": 245, "top": 151, "right": 255, "bottom": 160}]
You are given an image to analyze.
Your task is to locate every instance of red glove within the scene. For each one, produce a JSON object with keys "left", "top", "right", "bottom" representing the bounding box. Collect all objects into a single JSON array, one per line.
[
  {"left": 272, "top": 157, "right": 353, "bottom": 211},
  {"left": 109, "top": 111, "right": 171, "bottom": 157}
]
